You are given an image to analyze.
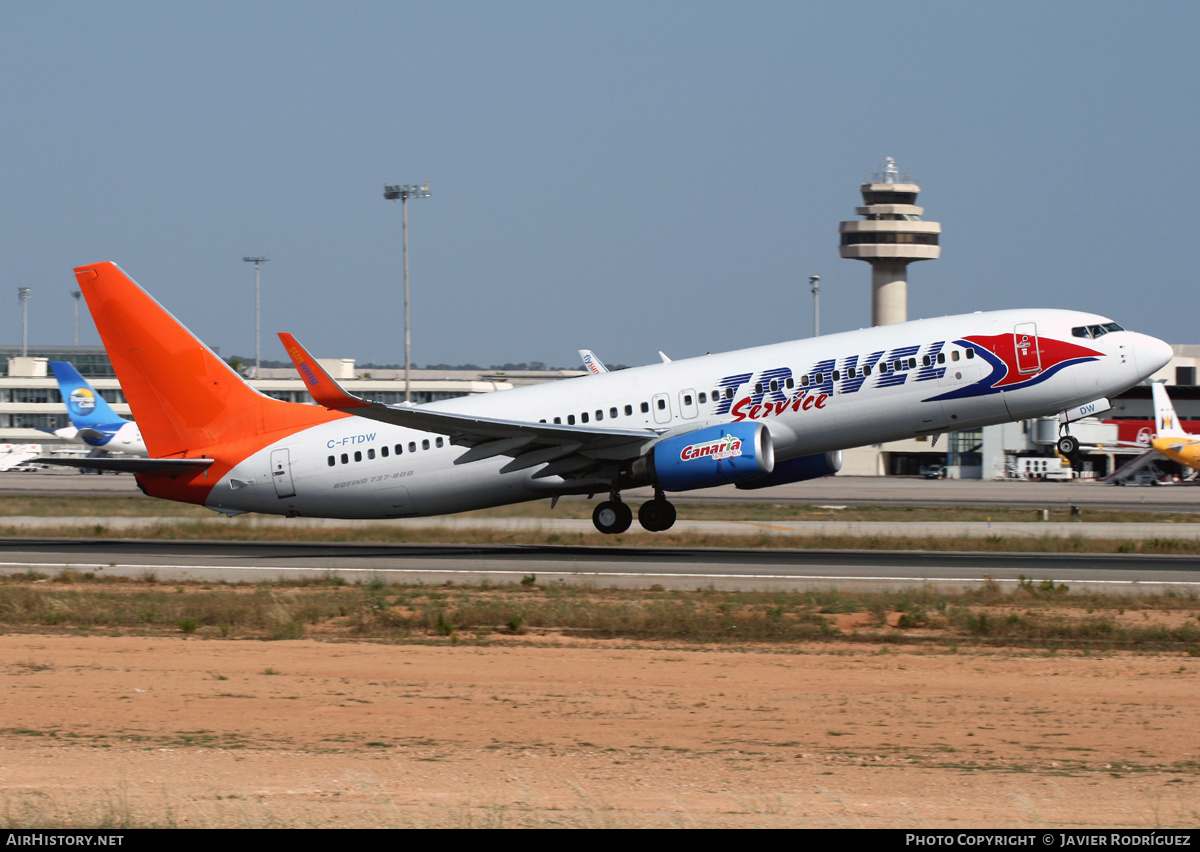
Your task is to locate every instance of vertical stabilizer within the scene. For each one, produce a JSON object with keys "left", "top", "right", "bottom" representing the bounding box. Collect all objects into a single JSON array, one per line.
[
  {"left": 73, "top": 262, "right": 339, "bottom": 459},
  {"left": 49, "top": 361, "right": 124, "bottom": 428},
  {"left": 1152, "top": 381, "right": 1189, "bottom": 438}
]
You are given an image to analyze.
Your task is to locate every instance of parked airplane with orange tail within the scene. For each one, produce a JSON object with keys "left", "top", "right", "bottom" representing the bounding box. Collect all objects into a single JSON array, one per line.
[{"left": 47, "top": 262, "right": 1171, "bottom": 533}]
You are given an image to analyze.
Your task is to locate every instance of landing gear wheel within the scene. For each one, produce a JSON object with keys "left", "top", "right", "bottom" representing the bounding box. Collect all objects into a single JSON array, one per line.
[
  {"left": 593, "top": 500, "right": 632, "bottom": 534},
  {"left": 638, "top": 499, "right": 677, "bottom": 532},
  {"left": 1057, "top": 435, "right": 1080, "bottom": 456}
]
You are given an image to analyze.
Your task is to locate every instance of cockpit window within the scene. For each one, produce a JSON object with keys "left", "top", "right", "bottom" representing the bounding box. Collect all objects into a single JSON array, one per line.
[{"left": 1072, "top": 322, "right": 1125, "bottom": 340}]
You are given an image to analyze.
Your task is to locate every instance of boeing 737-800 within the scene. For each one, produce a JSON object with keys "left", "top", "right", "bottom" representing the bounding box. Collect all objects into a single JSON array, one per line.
[{"left": 50, "top": 262, "right": 1171, "bottom": 533}]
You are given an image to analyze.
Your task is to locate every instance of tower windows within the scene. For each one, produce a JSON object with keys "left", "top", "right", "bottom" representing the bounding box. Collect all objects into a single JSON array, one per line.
[{"left": 840, "top": 232, "right": 939, "bottom": 246}]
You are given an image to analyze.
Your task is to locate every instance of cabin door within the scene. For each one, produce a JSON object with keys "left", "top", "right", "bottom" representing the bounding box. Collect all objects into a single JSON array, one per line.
[
  {"left": 270, "top": 448, "right": 296, "bottom": 499},
  {"left": 1014, "top": 323, "right": 1041, "bottom": 375},
  {"left": 652, "top": 393, "right": 672, "bottom": 425}
]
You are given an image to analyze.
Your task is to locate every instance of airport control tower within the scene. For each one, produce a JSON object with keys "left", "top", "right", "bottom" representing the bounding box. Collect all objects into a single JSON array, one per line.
[{"left": 839, "top": 158, "right": 941, "bottom": 326}]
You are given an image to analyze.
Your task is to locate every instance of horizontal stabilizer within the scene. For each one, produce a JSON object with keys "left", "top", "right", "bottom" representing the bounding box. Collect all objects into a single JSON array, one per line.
[
  {"left": 77, "top": 428, "right": 115, "bottom": 442},
  {"left": 41, "top": 457, "right": 215, "bottom": 475}
]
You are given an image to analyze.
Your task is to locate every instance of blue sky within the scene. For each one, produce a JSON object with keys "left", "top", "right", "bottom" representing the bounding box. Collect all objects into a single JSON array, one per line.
[{"left": 3, "top": 1, "right": 1198, "bottom": 368}]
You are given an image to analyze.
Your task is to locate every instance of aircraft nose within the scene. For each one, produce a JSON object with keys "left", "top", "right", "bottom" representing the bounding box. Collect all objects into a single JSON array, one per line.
[{"left": 1132, "top": 334, "right": 1173, "bottom": 379}]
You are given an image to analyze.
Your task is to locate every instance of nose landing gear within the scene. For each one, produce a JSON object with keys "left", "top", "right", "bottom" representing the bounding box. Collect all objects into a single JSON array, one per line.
[
  {"left": 1057, "top": 421, "right": 1080, "bottom": 457},
  {"left": 1056, "top": 434, "right": 1080, "bottom": 457}
]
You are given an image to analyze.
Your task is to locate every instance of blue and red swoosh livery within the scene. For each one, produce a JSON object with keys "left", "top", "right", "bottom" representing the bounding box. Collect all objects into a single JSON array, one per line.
[{"left": 926, "top": 334, "right": 1102, "bottom": 402}]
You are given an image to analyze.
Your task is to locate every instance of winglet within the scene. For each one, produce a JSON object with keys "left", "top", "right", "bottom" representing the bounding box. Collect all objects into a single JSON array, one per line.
[
  {"left": 579, "top": 349, "right": 608, "bottom": 375},
  {"left": 279, "top": 333, "right": 371, "bottom": 411}
]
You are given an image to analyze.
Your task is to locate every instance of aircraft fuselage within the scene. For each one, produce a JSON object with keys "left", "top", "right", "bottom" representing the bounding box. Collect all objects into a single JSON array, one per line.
[{"left": 193, "top": 308, "right": 1165, "bottom": 519}]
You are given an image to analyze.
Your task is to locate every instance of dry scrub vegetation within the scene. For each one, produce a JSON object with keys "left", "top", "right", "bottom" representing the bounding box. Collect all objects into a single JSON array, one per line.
[{"left": 3, "top": 571, "right": 1199, "bottom": 652}]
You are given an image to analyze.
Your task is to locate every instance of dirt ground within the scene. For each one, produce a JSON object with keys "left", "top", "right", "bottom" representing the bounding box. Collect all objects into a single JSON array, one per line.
[{"left": 0, "top": 634, "right": 1197, "bottom": 828}]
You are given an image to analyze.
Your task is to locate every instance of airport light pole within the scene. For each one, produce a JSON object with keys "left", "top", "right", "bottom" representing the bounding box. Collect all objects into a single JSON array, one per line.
[
  {"left": 809, "top": 275, "right": 821, "bottom": 338},
  {"left": 17, "top": 287, "right": 30, "bottom": 357},
  {"left": 383, "top": 182, "right": 430, "bottom": 403},
  {"left": 72, "top": 290, "right": 82, "bottom": 346},
  {"left": 243, "top": 257, "right": 269, "bottom": 379}
]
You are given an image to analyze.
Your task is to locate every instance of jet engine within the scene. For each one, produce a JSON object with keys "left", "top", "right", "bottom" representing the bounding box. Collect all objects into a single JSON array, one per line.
[
  {"left": 734, "top": 450, "right": 842, "bottom": 490},
  {"left": 637, "top": 422, "right": 775, "bottom": 491}
]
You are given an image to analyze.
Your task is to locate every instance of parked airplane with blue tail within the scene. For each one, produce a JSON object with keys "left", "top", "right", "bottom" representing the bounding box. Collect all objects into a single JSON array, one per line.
[{"left": 45, "top": 361, "right": 147, "bottom": 457}]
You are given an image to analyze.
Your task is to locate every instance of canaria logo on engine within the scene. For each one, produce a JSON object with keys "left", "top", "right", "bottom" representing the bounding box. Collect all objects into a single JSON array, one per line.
[
  {"left": 69, "top": 387, "right": 97, "bottom": 413},
  {"left": 680, "top": 434, "right": 743, "bottom": 462}
]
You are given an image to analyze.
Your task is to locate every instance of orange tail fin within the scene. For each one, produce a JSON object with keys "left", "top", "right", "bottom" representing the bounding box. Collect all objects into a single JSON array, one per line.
[{"left": 74, "top": 262, "right": 340, "bottom": 459}]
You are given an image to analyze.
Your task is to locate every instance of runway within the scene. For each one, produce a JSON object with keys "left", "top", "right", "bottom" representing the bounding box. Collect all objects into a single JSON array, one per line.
[
  {"left": 7, "top": 513, "right": 1200, "bottom": 541},
  {"left": 3, "top": 538, "right": 1198, "bottom": 593},
  {"left": 4, "top": 471, "right": 1199, "bottom": 593}
]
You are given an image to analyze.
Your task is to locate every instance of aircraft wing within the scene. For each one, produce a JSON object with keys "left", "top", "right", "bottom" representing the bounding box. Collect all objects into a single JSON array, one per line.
[
  {"left": 76, "top": 428, "right": 114, "bottom": 443},
  {"left": 280, "top": 334, "right": 660, "bottom": 473}
]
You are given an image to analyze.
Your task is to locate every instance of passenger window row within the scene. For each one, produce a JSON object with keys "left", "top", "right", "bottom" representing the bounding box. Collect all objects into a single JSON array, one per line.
[
  {"left": 539, "top": 402, "right": 647, "bottom": 426},
  {"left": 739, "top": 345, "right": 976, "bottom": 396},
  {"left": 529, "top": 344, "right": 980, "bottom": 431},
  {"left": 327, "top": 436, "right": 444, "bottom": 467}
]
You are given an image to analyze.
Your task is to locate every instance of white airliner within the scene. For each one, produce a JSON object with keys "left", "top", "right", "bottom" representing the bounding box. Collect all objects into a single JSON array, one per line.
[{"left": 50, "top": 262, "right": 1171, "bottom": 533}]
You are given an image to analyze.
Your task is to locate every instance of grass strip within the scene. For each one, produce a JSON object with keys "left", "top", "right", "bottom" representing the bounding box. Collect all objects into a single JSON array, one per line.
[{"left": 2, "top": 571, "right": 1198, "bottom": 651}]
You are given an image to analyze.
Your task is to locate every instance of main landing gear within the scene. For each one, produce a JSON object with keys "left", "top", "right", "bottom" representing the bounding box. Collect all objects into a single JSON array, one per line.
[
  {"left": 592, "top": 499, "right": 632, "bottom": 534},
  {"left": 592, "top": 490, "right": 677, "bottom": 534},
  {"left": 638, "top": 495, "right": 677, "bottom": 532}
]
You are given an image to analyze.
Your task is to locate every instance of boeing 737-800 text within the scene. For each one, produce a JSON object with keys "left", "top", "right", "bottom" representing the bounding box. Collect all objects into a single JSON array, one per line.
[{"left": 51, "top": 262, "right": 1171, "bottom": 533}]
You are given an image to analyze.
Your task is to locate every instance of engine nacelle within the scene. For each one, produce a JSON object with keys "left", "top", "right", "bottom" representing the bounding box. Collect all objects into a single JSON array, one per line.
[
  {"left": 734, "top": 450, "right": 842, "bottom": 490},
  {"left": 648, "top": 422, "right": 774, "bottom": 492}
]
